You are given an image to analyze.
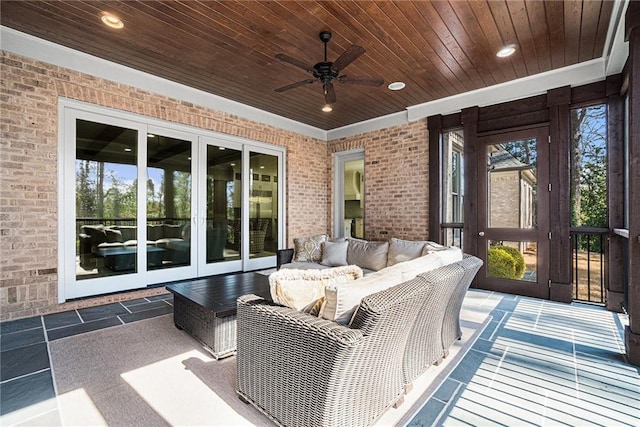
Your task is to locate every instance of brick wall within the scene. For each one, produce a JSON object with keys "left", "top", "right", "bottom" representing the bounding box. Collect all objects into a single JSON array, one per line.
[
  {"left": 0, "top": 51, "right": 329, "bottom": 320},
  {"left": 328, "top": 120, "right": 430, "bottom": 241}
]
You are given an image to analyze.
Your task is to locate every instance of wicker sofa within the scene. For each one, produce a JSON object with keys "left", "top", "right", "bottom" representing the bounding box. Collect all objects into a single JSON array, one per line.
[{"left": 236, "top": 235, "right": 482, "bottom": 426}]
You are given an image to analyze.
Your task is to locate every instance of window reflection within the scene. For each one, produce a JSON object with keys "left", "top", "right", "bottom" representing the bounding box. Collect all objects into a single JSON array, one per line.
[{"left": 76, "top": 119, "right": 138, "bottom": 279}]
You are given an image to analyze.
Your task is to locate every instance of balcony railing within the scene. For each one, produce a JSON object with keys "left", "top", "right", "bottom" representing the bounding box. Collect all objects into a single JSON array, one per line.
[
  {"left": 441, "top": 223, "right": 464, "bottom": 250},
  {"left": 570, "top": 227, "right": 608, "bottom": 304}
]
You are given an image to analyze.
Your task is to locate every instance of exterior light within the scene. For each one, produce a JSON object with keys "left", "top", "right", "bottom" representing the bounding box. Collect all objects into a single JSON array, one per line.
[
  {"left": 101, "top": 13, "right": 124, "bottom": 29},
  {"left": 322, "top": 104, "right": 333, "bottom": 112},
  {"left": 388, "top": 82, "right": 406, "bottom": 91},
  {"left": 496, "top": 45, "right": 516, "bottom": 58}
]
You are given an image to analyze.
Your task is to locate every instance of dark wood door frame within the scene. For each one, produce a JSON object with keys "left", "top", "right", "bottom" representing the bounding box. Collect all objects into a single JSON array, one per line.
[{"left": 475, "top": 127, "right": 550, "bottom": 299}]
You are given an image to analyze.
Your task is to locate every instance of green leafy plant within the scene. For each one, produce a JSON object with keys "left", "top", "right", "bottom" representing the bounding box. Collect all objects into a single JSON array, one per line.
[
  {"left": 488, "top": 245, "right": 525, "bottom": 279},
  {"left": 495, "top": 245, "right": 525, "bottom": 279}
]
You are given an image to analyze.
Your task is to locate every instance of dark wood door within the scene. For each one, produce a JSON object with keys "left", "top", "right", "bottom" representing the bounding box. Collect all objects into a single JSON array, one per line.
[{"left": 475, "top": 127, "right": 550, "bottom": 299}]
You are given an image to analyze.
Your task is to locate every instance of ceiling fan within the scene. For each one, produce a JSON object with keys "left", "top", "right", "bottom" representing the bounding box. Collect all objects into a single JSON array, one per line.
[{"left": 274, "top": 31, "right": 384, "bottom": 105}]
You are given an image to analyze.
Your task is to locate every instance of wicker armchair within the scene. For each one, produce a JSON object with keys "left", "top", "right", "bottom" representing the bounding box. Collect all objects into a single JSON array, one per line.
[
  {"left": 236, "top": 275, "right": 434, "bottom": 427},
  {"left": 403, "top": 255, "right": 483, "bottom": 388}
]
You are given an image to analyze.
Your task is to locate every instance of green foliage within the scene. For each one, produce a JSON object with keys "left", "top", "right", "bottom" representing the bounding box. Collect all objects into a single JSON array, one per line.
[
  {"left": 488, "top": 247, "right": 516, "bottom": 279},
  {"left": 495, "top": 245, "right": 525, "bottom": 279}
]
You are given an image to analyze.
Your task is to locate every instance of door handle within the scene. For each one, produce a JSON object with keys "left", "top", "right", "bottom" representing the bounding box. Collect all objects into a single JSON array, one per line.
[{"left": 478, "top": 231, "right": 485, "bottom": 237}]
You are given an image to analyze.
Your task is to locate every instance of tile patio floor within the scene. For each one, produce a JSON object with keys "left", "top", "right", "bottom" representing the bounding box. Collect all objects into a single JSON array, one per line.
[{"left": 1, "top": 289, "right": 638, "bottom": 426}]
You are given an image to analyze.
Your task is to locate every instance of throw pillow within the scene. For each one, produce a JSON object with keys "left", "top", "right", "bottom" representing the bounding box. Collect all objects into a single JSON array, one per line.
[
  {"left": 104, "top": 228, "right": 123, "bottom": 243},
  {"left": 269, "top": 265, "right": 363, "bottom": 312},
  {"left": 387, "top": 238, "right": 427, "bottom": 266},
  {"left": 346, "top": 238, "right": 389, "bottom": 271},
  {"left": 321, "top": 240, "right": 349, "bottom": 266},
  {"left": 292, "top": 234, "right": 328, "bottom": 262}
]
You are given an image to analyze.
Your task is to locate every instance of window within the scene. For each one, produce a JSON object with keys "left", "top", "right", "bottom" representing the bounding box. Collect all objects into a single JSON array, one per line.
[{"left": 441, "top": 130, "right": 464, "bottom": 247}]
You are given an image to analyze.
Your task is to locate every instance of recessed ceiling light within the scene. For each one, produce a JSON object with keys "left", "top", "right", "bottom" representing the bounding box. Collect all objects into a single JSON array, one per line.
[
  {"left": 124, "top": 148, "right": 132, "bottom": 152},
  {"left": 496, "top": 44, "right": 516, "bottom": 58},
  {"left": 147, "top": 133, "right": 155, "bottom": 138},
  {"left": 219, "top": 147, "right": 226, "bottom": 150},
  {"left": 230, "top": 163, "right": 236, "bottom": 167},
  {"left": 388, "top": 82, "right": 406, "bottom": 91},
  {"left": 100, "top": 13, "right": 124, "bottom": 29},
  {"left": 322, "top": 104, "right": 333, "bottom": 112}
]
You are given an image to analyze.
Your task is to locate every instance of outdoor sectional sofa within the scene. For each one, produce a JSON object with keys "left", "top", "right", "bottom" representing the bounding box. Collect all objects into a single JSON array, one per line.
[{"left": 236, "top": 235, "right": 482, "bottom": 426}]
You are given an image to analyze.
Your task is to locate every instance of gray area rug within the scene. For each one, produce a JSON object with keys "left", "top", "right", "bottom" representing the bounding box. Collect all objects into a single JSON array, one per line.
[{"left": 49, "top": 311, "right": 489, "bottom": 426}]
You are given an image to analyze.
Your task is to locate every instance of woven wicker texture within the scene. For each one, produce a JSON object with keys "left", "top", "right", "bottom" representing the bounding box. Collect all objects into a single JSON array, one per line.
[
  {"left": 173, "top": 294, "right": 237, "bottom": 358},
  {"left": 441, "top": 255, "right": 483, "bottom": 355},
  {"left": 236, "top": 276, "right": 431, "bottom": 427},
  {"left": 403, "top": 261, "right": 467, "bottom": 386}
]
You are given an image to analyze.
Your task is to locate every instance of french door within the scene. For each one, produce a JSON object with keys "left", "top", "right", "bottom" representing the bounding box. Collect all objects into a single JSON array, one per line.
[
  {"left": 60, "top": 101, "right": 283, "bottom": 301},
  {"left": 475, "top": 127, "right": 550, "bottom": 299}
]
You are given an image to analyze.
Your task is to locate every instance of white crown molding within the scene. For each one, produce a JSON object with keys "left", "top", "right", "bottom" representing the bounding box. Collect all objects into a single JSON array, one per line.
[
  {"left": 0, "top": 26, "right": 328, "bottom": 141},
  {"left": 406, "top": 58, "right": 606, "bottom": 121},
  {"left": 326, "top": 110, "right": 409, "bottom": 141}
]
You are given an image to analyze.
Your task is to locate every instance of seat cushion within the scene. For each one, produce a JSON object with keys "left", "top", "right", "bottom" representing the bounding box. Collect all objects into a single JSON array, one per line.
[{"left": 269, "top": 265, "right": 363, "bottom": 312}]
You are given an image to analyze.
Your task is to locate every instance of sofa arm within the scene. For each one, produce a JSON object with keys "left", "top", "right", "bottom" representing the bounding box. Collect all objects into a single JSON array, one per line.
[
  {"left": 237, "top": 294, "right": 363, "bottom": 345},
  {"left": 236, "top": 294, "right": 369, "bottom": 426},
  {"left": 276, "top": 248, "right": 294, "bottom": 269}
]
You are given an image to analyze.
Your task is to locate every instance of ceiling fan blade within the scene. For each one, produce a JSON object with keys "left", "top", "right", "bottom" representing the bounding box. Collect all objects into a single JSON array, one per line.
[
  {"left": 275, "top": 79, "right": 315, "bottom": 92},
  {"left": 339, "top": 75, "right": 384, "bottom": 87},
  {"left": 275, "top": 53, "right": 315, "bottom": 73},
  {"left": 323, "top": 82, "right": 337, "bottom": 104},
  {"left": 331, "top": 45, "right": 365, "bottom": 72}
]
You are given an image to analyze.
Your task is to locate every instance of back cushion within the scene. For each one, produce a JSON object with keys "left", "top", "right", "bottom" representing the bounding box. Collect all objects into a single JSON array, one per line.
[
  {"left": 321, "top": 240, "right": 349, "bottom": 267},
  {"left": 387, "top": 238, "right": 427, "bottom": 266},
  {"left": 292, "top": 234, "right": 328, "bottom": 262},
  {"left": 382, "top": 252, "right": 445, "bottom": 282},
  {"left": 431, "top": 246, "right": 464, "bottom": 265},
  {"left": 147, "top": 224, "right": 163, "bottom": 241},
  {"left": 114, "top": 226, "right": 137, "bottom": 242},
  {"left": 347, "top": 239, "right": 389, "bottom": 271},
  {"left": 104, "top": 228, "right": 123, "bottom": 243},
  {"left": 163, "top": 224, "right": 183, "bottom": 239},
  {"left": 322, "top": 268, "right": 404, "bottom": 324}
]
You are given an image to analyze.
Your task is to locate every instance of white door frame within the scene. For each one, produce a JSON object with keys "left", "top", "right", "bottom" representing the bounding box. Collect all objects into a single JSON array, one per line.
[{"left": 333, "top": 149, "right": 365, "bottom": 238}]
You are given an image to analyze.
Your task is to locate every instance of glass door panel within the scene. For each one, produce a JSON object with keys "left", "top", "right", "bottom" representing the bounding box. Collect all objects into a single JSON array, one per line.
[
  {"left": 76, "top": 119, "right": 139, "bottom": 280},
  {"left": 249, "top": 152, "right": 278, "bottom": 259},
  {"left": 206, "top": 144, "right": 241, "bottom": 263},
  {"left": 477, "top": 128, "right": 549, "bottom": 299},
  {"left": 344, "top": 160, "right": 364, "bottom": 238},
  {"left": 146, "top": 133, "right": 192, "bottom": 271}
]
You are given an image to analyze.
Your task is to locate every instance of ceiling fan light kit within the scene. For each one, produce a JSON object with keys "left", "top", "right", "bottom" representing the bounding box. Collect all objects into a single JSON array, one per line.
[{"left": 275, "top": 31, "right": 384, "bottom": 106}]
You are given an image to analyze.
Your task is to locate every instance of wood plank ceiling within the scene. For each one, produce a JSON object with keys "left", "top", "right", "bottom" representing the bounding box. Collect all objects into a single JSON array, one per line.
[{"left": 0, "top": 0, "right": 614, "bottom": 130}]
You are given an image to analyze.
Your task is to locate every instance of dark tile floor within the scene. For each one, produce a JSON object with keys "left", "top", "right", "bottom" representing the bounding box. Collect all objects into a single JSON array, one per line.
[{"left": 0, "top": 293, "right": 173, "bottom": 425}]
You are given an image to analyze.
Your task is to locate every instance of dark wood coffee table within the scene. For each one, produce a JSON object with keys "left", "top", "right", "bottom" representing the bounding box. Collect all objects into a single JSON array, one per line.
[{"left": 166, "top": 272, "right": 271, "bottom": 359}]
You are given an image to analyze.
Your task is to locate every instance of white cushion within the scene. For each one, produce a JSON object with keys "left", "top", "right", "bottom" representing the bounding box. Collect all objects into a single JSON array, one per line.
[
  {"left": 321, "top": 246, "right": 464, "bottom": 325},
  {"left": 321, "top": 268, "right": 405, "bottom": 324},
  {"left": 269, "top": 265, "right": 363, "bottom": 312}
]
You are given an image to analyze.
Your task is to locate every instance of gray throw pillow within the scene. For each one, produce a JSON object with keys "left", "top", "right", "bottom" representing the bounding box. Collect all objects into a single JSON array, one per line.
[
  {"left": 321, "top": 240, "right": 349, "bottom": 266},
  {"left": 346, "top": 238, "right": 389, "bottom": 271},
  {"left": 387, "top": 238, "right": 427, "bottom": 266}
]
